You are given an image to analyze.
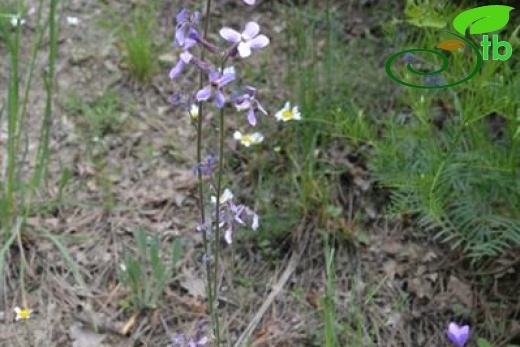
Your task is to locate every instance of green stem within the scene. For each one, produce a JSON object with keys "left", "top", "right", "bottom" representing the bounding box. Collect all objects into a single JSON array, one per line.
[
  {"left": 196, "top": 0, "right": 218, "bottom": 342},
  {"left": 31, "top": 0, "right": 58, "bottom": 189},
  {"left": 5, "top": 11, "right": 22, "bottom": 232},
  {"left": 212, "top": 106, "right": 225, "bottom": 346}
]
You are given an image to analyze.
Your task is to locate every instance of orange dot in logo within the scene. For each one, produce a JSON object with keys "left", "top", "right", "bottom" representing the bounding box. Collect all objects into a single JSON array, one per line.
[{"left": 436, "top": 39, "right": 465, "bottom": 51}]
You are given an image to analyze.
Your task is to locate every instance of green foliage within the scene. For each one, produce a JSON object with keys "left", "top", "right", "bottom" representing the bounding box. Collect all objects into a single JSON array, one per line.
[
  {"left": 321, "top": 237, "right": 338, "bottom": 347},
  {"left": 339, "top": 10, "right": 520, "bottom": 260},
  {"left": 99, "top": 0, "right": 160, "bottom": 82},
  {"left": 64, "top": 91, "right": 127, "bottom": 138},
  {"left": 118, "top": 227, "right": 183, "bottom": 310},
  {"left": 477, "top": 337, "right": 520, "bottom": 347}
]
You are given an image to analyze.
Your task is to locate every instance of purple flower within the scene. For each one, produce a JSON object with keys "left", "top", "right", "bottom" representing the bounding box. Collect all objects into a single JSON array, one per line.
[
  {"left": 447, "top": 323, "right": 470, "bottom": 347},
  {"left": 172, "top": 333, "right": 207, "bottom": 347},
  {"left": 234, "top": 86, "right": 267, "bottom": 126},
  {"left": 424, "top": 71, "right": 445, "bottom": 87},
  {"left": 243, "top": 0, "right": 255, "bottom": 5},
  {"left": 219, "top": 21, "right": 269, "bottom": 58},
  {"left": 196, "top": 70, "right": 236, "bottom": 108},
  {"left": 175, "top": 9, "right": 201, "bottom": 49},
  {"left": 193, "top": 153, "right": 217, "bottom": 176},
  {"left": 229, "top": 202, "right": 246, "bottom": 225},
  {"left": 169, "top": 51, "right": 193, "bottom": 80},
  {"left": 402, "top": 52, "right": 414, "bottom": 63}
]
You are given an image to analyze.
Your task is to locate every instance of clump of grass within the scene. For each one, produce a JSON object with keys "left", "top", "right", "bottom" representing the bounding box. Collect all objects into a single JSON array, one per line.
[
  {"left": 0, "top": 0, "right": 90, "bottom": 318},
  {"left": 349, "top": 1, "right": 520, "bottom": 260},
  {"left": 118, "top": 227, "right": 183, "bottom": 311},
  {"left": 99, "top": 0, "right": 160, "bottom": 82},
  {"left": 64, "top": 91, "right": 127, "bottom": 138}
]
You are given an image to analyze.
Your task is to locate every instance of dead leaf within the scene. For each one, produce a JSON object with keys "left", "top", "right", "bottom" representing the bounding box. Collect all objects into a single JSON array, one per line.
[
  {"left": 380, "top": 241, "right": 404, "bottom": 255},
  {"left": 436, "top": 39, "right": 464, "bottom": 51},
  {"left": 70, "top": 323, "right": 107, "bottom": 347},
  {"left": 409, "top": 277, "right": 433, "bottom": 299},
  {"left": 180, "top": 268, "right": 206, "bottom": 298},
  {"left": 383, "top": 259, "right": 397, "bottom": 279},
  {"left": 446, "top": 275, "right": 473, "bottom": 307}
]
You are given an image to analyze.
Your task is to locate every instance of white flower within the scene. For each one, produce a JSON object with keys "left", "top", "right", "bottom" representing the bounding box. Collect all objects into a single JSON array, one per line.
[
  {"left": 66, "top": 16, "right": 81, "bottom": 26},
  {"left": 233, "top": 131, "right": 264, "bottom": 147},
  {"left": 10, "top": 15, "right": 26, "bottom": 28},
  {"left": 251, "top": 214, "right": 259, "bottom": 230},
  {"left": 274, "top": 101, "right": 301, "bottom": 122},
  {"left": 187, "top": 104, "right": 199, "bottom": 120},
  {"left": 219, "top": 22, "right": 270, "bottom": 58},
  {"left": 211, "top": 188, "right": 234, "bottom": 205},
  {"left": 14, "top": 307, "right": 32, "bottom": 321},
  {"left": 220, "top": 66, "right": 235, "bottom": 75}
]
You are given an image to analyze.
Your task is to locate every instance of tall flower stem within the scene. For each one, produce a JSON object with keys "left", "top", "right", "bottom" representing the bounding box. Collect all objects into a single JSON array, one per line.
[
  {"left": 211, "top": 54, "right": 232, "bottom": 346},
  {"left": 196, "top": 0, "right": 218, "bottom": 342},
  {"left": 212, "top": 105, "right": 225, "bottom": 346}
]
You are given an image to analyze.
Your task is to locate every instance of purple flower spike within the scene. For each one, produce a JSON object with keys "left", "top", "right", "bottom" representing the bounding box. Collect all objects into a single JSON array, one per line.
[
  {"left": 447, "top": 323, "right": 470, "bottom": 347},
  {"left": 169, "top": 51, "right": 193, "bottom": 80},
  {"left": 219, "top": 21, "right": 269, "bottom": 58},
  {"left": 235, "top": 86, "right": 267, "bottom": 126},
  {"left": 175, "top": 9, "right": 201, "bottom": 49},
  {"left": 196, "top": 70, "right": 236, "bottom": 108}
]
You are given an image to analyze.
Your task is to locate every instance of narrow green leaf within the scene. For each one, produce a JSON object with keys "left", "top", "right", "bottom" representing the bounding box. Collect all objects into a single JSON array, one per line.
[
  {"left": 171, "top": 238, "right": 183, "bottom": 266},
  {"left": 452, "top": 5, "right": 514, "bottom": 35},
  {"left": 477, "top": 338, "right": 493, "bottom": 347},
  {"left": 133, "top": 227, "right": 147, "bottom": 260}
]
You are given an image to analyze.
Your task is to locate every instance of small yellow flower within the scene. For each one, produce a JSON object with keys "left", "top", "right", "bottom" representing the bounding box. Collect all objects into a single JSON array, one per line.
[
  {"left": 188, "top": 104, "right": 199, "bottom": 120},
  {"left": 274, "top": 101, "right": 301, "bottom": 122},
  {"left": 14, "top": 307, "right": 32, "bottom": 321},
  {"left": 233, "top": 131, "right": 264, "bottom": 147}
]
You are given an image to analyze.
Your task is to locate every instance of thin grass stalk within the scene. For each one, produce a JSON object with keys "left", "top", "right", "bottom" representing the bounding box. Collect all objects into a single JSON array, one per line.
[
  {"left": 5, "top": 12, "right": 23, "bottom": 232},
  {"left": 323, "top": 236, "right": 337, "bottom": 347},
  {"left": 16, "top": 1, "right": 46, "bottom": 199},
  {"left": 31, "top": 0, "right": 59, "bottom": 188}
]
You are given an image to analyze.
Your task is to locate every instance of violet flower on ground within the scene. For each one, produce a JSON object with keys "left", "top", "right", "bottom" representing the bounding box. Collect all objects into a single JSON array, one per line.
[
  {"left": 447, "top": 323, "right": 470, "bottom": 347},
  {"left": 219, "top": 21, "right": 269, "bottom": 58},
  {"left": 196, "top": 70, "right": 236, "bottom": 108},
  {"left": 234, "top": 86, "right": 267, "bottom": 126}
]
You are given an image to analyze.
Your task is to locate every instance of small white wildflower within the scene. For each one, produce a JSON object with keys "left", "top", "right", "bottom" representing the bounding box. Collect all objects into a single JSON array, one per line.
[
  {"left": 233, "top": 131, "right": 264, "bottom": 147},
  {"left": 251, "top": 214, "right": 259, "bottom": 230},
  {"left": 211, "top": 188, "right": 234, "bottom": 205},
  {"left": 187, "top": 104, "right": 199, "bottom": 120},
  {"left": 66, "top": 16, "right": 81, "bottom": 26},
  {"left": 119, "top": 263, "right": 127, "bottom": 272},
  {"left": 10, "top": 15, "right": 26, "bottom": 28},
  {"left": 274, "top": 101, "right": 301, "bottom": 122},
  {"left": 14, "top": 307, "right": 32, "bottom": 321},
  {"left": 221, "top": 66, "right": 235, "bottom": 75}
]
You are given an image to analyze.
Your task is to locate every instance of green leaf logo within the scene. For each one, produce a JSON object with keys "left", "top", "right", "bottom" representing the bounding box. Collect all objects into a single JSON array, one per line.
[{"left": 452, "top": 5, "right": 515, "bottom": 35}]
